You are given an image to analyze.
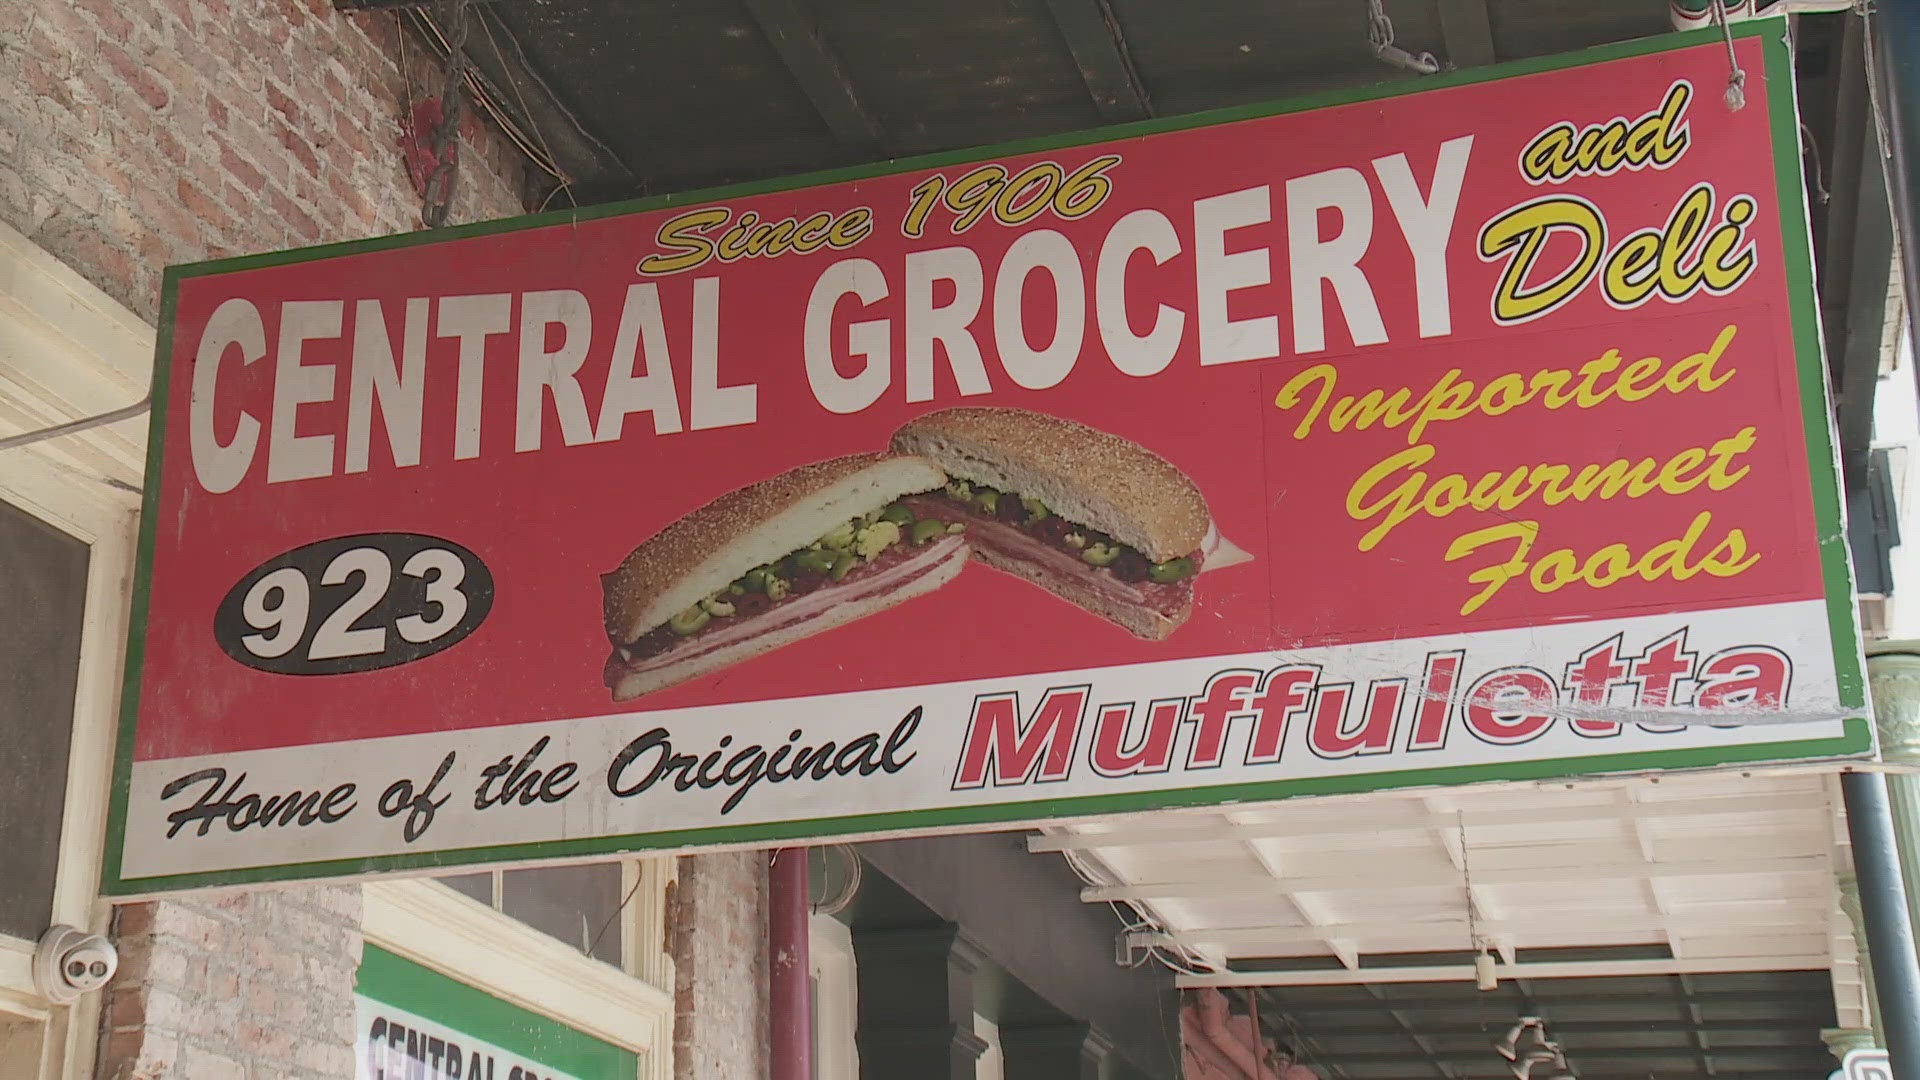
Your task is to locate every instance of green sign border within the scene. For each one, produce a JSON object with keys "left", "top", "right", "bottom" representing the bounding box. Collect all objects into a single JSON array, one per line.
[
  {"left": 101, "top": 18, "right": 1869, "bottom": 895},
  {"left": 356, "top": 943, "right": 638, "bottom": 1077}
]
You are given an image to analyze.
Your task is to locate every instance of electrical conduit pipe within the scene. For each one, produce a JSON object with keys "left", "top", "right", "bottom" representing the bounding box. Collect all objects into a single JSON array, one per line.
[{"left": 769, "top": 848, "right": 812, "bottom": 1080}]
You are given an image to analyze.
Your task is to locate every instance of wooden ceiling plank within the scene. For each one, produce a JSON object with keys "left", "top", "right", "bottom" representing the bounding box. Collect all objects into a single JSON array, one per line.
[
  {"left": 1230, "top": 810, "right": 1363, "bottom": 970},
  {"left": 1175, "top": 955, "right": 1831, "bottom": 988},
  {"left": 743, "top": 0, "right": 883, "bottom": 148},
  {"left": 1675, "top": 973, "right": 1718, "bottom": 1079},
  {"left": 1042, "top": 0, "right": 1152, "bottom": 121},
  {"left": 1083, "top": 854, "right": 1833, "bottom": 903},
  {"left": 1354, "top": 981, "right": 1457, "bottom": 1080},
  {"left": 1315, "top": 1044, "right": 1834, "bottom": 1065},
  {"left": 1305, "top": 1018, "right": 1828, "bottom": 1038},
  {"left": 1131, "top": 911, "right": 1827, "bottom": 953},
  {"left": 1030, "top": 793, "right": 1833, "bottom": 851},
  {"left": 1269, "top": 988, "right": 1828, "bottom": 1013}
]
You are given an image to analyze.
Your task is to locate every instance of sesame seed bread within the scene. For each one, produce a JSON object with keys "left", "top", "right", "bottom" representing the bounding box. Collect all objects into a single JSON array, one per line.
[
  {"left": 602, "top": 453, "right": 948, "bottom": 644},
  {"left": 889, "top": 408, "right": 1210, "bottom": 562}
]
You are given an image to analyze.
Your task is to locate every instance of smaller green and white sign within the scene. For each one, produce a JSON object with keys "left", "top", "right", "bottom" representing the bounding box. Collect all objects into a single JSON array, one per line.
[{"left": 354, "top": 945, "right": 637, "bottom": 1080}]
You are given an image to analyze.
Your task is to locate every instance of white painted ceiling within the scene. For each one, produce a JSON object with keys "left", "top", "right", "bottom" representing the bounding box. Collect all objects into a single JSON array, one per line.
[{"left": 1033, "top": 769, "right": 1868, "bottom": 1032}]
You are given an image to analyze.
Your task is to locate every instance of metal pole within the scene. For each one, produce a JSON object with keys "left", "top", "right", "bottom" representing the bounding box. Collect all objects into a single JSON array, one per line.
[
  {"left": 1841, "top": 770, "right": 1920, "bottom": 1077},
  {"left": 769, "top": 847, "right": 812, "bottom": 1080}
]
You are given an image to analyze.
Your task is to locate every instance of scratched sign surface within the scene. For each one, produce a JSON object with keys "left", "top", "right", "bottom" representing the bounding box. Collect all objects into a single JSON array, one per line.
[{"left": 109, "top": 23, "right": 1868, "bottom": 893}]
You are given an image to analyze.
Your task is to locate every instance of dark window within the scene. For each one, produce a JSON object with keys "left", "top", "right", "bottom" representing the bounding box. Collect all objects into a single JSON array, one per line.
[
  {"left": 436, "top": 872, "right": 493, "bottom": 906},
  {"left": 502, "top": 863, "right": 624, "bottom": 965},
  {"left": 434, "top": 863, "right": 625, "bottom": 966},
  {"left": 0, "top": 500, "right": 88, "bottom": 940}
]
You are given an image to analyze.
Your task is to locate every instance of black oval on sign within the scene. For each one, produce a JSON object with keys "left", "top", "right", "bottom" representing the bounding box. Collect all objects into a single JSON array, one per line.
[{"left": 214, "top": 533, "right": 494, "bottom": 676}]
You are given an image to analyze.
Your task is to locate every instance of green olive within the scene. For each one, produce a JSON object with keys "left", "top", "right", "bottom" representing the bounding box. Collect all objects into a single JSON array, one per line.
[
  {"left": 795, "top": 549, "right": 836, "bottom": 575},
  {"left": 1080, "top": 542, "right": 1120, "bottom": 567},
  {"left": 853, "top": 520, "right": 902, "bottom": 558},
  {"left": 819, "top": 521, "right": 857, "bottom": 550},
  {"left": 829, "top": 552, "right": 858, "bottom": 581},
  {"left": 668, "top": 606, "right": 711, "bottom": 635},
  {"left": 1148, "top": 557, "right": 1196, "bottom": 584},
  {"left": 741, "top": 567, "right": 773, "bottom": 593},
  {"left": 765, "top": 576, "right": 791, "bottom": 601},
  {"left": 1021, "top": 496, "right": 1049, "bottom": 523},
  {"left": 879, "top": 503, "right": 915, "bottom": 526},
  {"left": 972, "top": 489, "right": 1000, "bottom": 514},
  {"left": 700, "top": 594, "right": 736, "bottom": 617},
  {"left": 910, "top": 518, "right": 947, "bottom": 545}
]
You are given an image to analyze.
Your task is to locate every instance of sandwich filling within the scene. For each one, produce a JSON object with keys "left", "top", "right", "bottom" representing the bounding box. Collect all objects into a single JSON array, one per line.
[
  {"left": 606, "top": 501, "right": 967, "bottom": 685},
  {"left": 903, "top": 481, "right": 1201, "bottom": 619}
]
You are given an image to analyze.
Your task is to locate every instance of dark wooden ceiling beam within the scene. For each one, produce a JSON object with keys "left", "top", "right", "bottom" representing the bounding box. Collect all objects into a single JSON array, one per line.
[
  {"left": 1044, "top": 0, "right": 1152, "bottom": 121},
  {"left": 1323, "top": 1045, "right": 1836, "bottom": 1065},
  {"left": 1271, "top": 988, "right": 1825, "bottom": 1012},
  {"left": 743, "top": 0, "right": 883, "bottom": 149},
  {"left": 1437, "top": 0, "right": 1497, "bottom": 68},
  {"left": 1307, "top": 1019, "right": 1826, "bottom": 1038}
]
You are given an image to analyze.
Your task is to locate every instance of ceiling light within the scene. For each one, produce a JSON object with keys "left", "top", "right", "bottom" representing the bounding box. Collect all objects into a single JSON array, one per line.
[
  {"left": 1495, "top": 1017, "right": 1542, "bottom": 1061},
  {"left": 1513, "top": 1048, "right": 1560, "bottom": 1080},
  {"left": 1475, "top": 948, "right": 1499, "bottom": 991}
]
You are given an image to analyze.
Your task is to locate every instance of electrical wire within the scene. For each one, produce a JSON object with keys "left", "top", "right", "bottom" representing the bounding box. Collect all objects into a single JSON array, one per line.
[
  {"left": 408, "top": 9, "right": 566, "bottom": 183},
  {"left": 1055, "top": 839, "right": 1220, "bottom": 976},
  {"left": 586, "top": 867, "right": 646, "bottom": 960},
  {"left": 474, "top": 7, "right": 576, "bottom": 208}
]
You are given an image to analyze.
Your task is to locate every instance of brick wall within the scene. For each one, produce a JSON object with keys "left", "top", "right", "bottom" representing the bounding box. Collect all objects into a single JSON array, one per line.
[
  {"left": 0, "top": 0, "right": 528, "bottom": 323},
  {"left": 100, "top": 888, "right": 364, "bottom": 1079},
  {"left": 669, "top": 854, "right": 770, "bottom": 1080},
  {"left": 0, "top": 1, "right": 531, "bottom": 1077}
]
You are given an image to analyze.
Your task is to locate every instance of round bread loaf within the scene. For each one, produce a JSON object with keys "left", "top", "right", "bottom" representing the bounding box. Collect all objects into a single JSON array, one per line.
[{"left": 890, "top": 407, "right": 1209, "bottom": 563}]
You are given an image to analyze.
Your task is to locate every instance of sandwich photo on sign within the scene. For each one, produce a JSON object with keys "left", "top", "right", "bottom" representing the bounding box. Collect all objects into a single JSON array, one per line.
[
  {"left": 890, "top": 407, "right": 1229, "bottom": 641},
  {"left": 600, "top": 453, "right": 970, "bottom": 701}
]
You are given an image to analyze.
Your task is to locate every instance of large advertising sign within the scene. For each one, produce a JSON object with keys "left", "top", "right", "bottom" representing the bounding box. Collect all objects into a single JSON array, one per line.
[{"left": 106, "top": 23, "right": 1868, "bottom": 893}]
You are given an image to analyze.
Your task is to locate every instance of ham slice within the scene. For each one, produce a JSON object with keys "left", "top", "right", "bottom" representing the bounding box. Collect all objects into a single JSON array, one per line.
[
  {"left": 964, "top": 517, "right": 1193, "bottom": 619},
  {"left": 606, "top": 534, "right": 967, "bottom": 684},
  {"left": 904, "top": 495, "right": 1195, "bottom": 621}
]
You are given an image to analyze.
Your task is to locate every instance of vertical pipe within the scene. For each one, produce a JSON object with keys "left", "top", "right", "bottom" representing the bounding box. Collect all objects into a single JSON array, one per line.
[
  {"left": 769, "top": 847, "right": 813, "bottom": 1080},
  {"left": 1841, "top": 771, "right": 1920, "bottom": 1077}
]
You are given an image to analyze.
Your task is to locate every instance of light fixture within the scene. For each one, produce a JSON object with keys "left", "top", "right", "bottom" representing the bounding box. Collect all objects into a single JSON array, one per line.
[
  {"left": 1474, "top": 946, "right": 1499, "bottom": 991},
  {"left": 1511, "top": 1048, "right": 1558, "bottom": 1080},
  {"left": 1495, "top": 1016, "right": 1543, "bottom": 1061}
]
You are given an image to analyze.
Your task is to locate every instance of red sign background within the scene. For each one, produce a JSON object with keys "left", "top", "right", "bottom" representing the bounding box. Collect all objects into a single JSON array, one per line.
[{"left": 138, "top": 34, "right": 1824, "bottom": 762}]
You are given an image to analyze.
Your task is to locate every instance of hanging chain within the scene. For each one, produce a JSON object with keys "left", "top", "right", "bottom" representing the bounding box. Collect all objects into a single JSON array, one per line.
[
  {"left": 1365, "top": 0, "right": 1395, "bottom": 52},
  {"left": 1366, "top": 0, "right": 1440, "bottom": 75},
  {"left": 422, "top": 0, "right": 470, "bottom": 228},
  {"left": 1458, "top": 811, "right": 1483, "bottom": 951},
  {"left": 1709, "top": 0, "right": 1748, "bottom": 111}
]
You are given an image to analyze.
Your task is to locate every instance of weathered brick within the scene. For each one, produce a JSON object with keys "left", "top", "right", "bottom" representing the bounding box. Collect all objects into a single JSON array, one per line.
[
  {"left": 78, "top": 0, "right": 135, "bottom": 44},
  {"left": 265, "top": 182, "right": 320, "bottom": 240},
  {"left": 101, "top": 41, "right": 170, "bottom": 112},
  {"left": 181, "top": 1044, "right": 248, "bottom": 1080},
  {"left": 275, "top": 116, "right": 321, "bottom": 178}
]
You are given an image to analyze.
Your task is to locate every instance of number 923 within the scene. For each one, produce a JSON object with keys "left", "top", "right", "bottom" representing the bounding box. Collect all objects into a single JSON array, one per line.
[{"left": 213, "top": 533, "right": 495, "bottom": 676}]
